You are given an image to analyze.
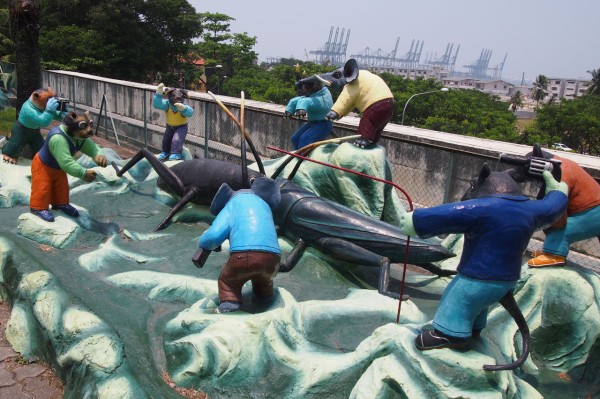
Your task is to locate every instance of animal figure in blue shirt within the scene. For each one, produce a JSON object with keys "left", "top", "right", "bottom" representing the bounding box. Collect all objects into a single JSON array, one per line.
[
  {"left": 2, "top": 87, "right": 68, "bottom": 164},
  {"left": 401, "top": 164, "right": 568, "bottom": 370},
  {"left": 152, "top": 83, "right": 194, "bottom": 161},
  {"left": 284, "top": 75, "right": 333, "bottom": 150},
  {"left": 198, "top": 177, "right": 282, "bottom": 314}
]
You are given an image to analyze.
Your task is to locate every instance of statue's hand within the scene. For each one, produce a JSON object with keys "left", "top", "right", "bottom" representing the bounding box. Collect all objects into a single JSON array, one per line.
[
  {"left": 325, "top": 110, "right": 339, "bottom": 121},
  {"left": 45, "top": 97, "right": 59, "bottom": 113},
  {"left": 294, "top": 109, "right": 307, "bottom": 118},
  {"left": 543, "top": 170, "right": 568, "bottom": 195},
  {"left": 156, "top": 83, "right": 165, "bottom": 95},
  {"left": 84, "top": 169, "right": 97, "bottom": 182},
  {"left": 94, "top": 154, "right": 108, "bottom": 168},
  {"left": 174, "top": 102, "right": 186, "bottom": 112},
  {"left": 399, "top": 211, "right": 417, "bottom": 236}
]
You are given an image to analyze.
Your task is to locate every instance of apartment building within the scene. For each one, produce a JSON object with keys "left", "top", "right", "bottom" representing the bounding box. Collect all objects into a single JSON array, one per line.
[{"left": 547, "top": 77, "right": 591, "bottom": 100}]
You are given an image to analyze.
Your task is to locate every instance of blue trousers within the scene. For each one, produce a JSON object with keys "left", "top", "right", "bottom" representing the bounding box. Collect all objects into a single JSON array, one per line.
[
  {"left": 162, "top": 123, "right": 188, "bottom": 155},
  {"left": 433, "top": 274, "right": 516, "bottom": 338},
  {"left": 543, "top": 205, "right": 600, "bottom": 257},
  {"left": 290, "top": 120, "right": 333, "bottom": 150}
]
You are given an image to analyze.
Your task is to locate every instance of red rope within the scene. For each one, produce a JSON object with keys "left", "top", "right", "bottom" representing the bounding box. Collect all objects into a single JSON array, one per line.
[{"left": 267, "top": 146, "right": 414, "bottom": 323}]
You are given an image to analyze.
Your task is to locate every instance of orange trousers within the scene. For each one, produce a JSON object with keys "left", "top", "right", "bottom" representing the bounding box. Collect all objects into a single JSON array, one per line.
[{"left": 30, "top": 154, "right": 70, "bottom": 211}]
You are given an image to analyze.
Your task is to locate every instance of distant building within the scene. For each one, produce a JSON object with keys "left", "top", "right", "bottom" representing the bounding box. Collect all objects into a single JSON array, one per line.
[
  {"left": 368, "top": 65, "right": 450, "bottom": 80},
  {"left": 441, "top": 77, "right": 514, "bottom": 96},
  {"left": 546, "top": 77, "right": 590, "bottom": 100}
]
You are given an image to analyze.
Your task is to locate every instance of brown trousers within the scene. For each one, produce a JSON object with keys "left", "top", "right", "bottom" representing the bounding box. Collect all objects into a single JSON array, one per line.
[
  {"left": 358, "top": 98, "right": 394, "bottom": 143},
  {"left": 218, "top": 251, "right": 280, "bottom": 303}
]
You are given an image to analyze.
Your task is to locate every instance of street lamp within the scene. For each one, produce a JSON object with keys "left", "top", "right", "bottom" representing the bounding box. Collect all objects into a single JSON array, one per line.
[
  {"left": 203, "top": 64, "right": 223, "bottom": 93},
  {"left": 401, "top": 87, "right": 449, "bottom": 126},
  {"left": 217, "top": 76, "right": 227, "bottom": 95}
]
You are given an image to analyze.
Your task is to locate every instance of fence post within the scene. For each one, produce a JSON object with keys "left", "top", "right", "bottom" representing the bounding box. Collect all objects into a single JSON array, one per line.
[
  {"left": 143, "top": 90, "right": 148, "bottom": 148},
  {"left": 443, "top": 151, "right": 456, "bottom": 203},
  {"left": 204, "top": 103, "right": 209, "bottom": 158}
]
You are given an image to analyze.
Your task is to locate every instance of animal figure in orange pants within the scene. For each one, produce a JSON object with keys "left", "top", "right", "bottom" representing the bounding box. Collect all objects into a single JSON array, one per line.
[{"left": 30, "top": 111, "right": 107, "bottom": 222}]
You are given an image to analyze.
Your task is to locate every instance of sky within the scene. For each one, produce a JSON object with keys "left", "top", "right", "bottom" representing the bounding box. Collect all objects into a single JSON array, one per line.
[{"left": 189, "top": 0, "right": 599, "bottom": 84}]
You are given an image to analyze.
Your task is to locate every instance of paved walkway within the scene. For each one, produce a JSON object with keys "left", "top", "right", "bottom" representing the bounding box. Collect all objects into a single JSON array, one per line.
[{"left": 0, "top": 301, "right": 63, "bottom": 399}]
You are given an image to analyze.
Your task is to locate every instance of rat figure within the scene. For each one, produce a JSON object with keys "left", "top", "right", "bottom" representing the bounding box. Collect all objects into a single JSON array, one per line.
[
  {"left": 317, "top": 59, "right": 394, "bottom": 149},
  {"left": 152, "top": 83, "right": 194, "bottom": 161},
  {"left": 2, "top": 87, "right": 68, "bottom": 164},
  {"left": 29, "top": 110, "right": 107, "bottom": 222},
  {"left": 198, "top": 177, "right": 281, "bottom": 314},
  {"left": 284, "top": 75, "right": 334, "bottom": 149},
  {"left": 400, "top": 165, "right": 567, "bottom": 351}
]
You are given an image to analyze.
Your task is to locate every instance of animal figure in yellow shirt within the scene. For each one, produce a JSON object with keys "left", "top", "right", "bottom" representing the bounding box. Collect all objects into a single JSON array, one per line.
[
  {"left": 152, "top": 84, "right": 194, "bottom": 161},
  {"left": 317, "top": 59, "right": 394, "bottom": 149}
]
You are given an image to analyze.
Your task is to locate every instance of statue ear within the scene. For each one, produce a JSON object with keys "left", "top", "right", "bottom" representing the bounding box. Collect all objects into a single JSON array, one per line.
[
  {"left": 532, "top": 143, "right": 543, "bottom": 158},
  {"left": 506, "top": 167, "right": 526, "bottom": 183},
  {"left": 478, "top": 163, "right": 491, "bottom": 183},
  {"left": 343, "top": 59, "right": 359, "bottom": 83}
]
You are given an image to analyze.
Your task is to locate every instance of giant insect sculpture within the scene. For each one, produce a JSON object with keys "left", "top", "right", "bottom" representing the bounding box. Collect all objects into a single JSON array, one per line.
[{"left": 112, "top": 91, "right": 456, "bottom": 300}]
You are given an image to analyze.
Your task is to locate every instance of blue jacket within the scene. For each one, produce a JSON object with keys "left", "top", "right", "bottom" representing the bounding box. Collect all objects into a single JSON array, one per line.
[
  {"left": 413, "top": 192, "right": 567, "bottom": 281},
  {"left": 285, "top": 87, "right": 333, "bottom": 122},
  {"left": 199, "top": 192, "right": 281, "bottom": 255}
]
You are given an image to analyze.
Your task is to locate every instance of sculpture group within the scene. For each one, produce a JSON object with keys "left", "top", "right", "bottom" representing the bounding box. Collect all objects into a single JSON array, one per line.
[{"left": 1, "top": 59, "right": 598, "bottom": 397}]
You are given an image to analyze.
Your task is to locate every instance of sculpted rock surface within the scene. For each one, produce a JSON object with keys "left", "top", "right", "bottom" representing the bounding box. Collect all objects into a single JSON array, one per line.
[{"left": 0, "top": 146, "right": 598, "bottom": 398}]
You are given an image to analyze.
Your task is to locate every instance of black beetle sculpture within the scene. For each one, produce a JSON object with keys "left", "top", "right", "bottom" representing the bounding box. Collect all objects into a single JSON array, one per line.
[{"left": 112, "top": 92, "right": 456, "bottom": 300}]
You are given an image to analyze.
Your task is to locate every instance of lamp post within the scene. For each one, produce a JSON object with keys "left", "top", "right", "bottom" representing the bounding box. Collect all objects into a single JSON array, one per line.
[
  {"left": 401, "top": 87, "right": 449, "bottom": 126},
  {"left": 205, "top": 64, "right": 222, "bottom": 93}
]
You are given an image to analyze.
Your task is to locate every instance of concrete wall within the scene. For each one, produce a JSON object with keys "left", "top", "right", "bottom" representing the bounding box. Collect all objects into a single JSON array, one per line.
[{"left": 43, "top": 70, "right": 600, "bottom": 209}]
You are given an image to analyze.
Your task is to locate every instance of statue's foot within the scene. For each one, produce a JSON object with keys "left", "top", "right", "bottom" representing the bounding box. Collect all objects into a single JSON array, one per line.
[
  {"left": 415, "top": 329, "right": 467, "bottom": 350},
  {"left": 528, "top": 253, "right": 566, "bottom": 268},
  {"left": 52, "top": 204, "right": 80, "bottom": 217},
  {"left": 158, "top": 152, "right": 169, "bottom": 161},
  {"left": 30, "top": 209, "right": 55, "bottom": 222},
  {"left": 352, "top": 138, "right": 375, "bottom": 149},
  {"left": 2, "top": 154, "right": 17, "bottom": 164},
  {"left": 217, "top": 301, "right": 241, "bottom": 314},
  {"left": 253, "top": 293, "right": 275, "bottom": 304}
]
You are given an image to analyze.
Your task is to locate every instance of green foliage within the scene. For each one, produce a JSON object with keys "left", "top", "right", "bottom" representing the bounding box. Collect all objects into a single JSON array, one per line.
[
  {"left": 39, "top": 25, "right": 114, "bottom": 73},
  {"left": 379, "top": 75, "right": 518, "bottom": 141},
  {"left": 0, "top": 7, "right": 14, "bottom": 62},
  {"left": 0, "top": 106, "right": 15, "bottom": 135},
  {"left": 586, "top": 68, "right": 600, "bottom": 96},
  {"left": 520, "top": 95, "right": 600, "bottom": 155},
  {"left": 532, "top": 74, "right": 549, "bottom": 106},
  {"left": 510, "top": 90, "right": 523, "bottom": 109},
  {"left": 39, "top": 0, "right": 203, "bottom": 82}
]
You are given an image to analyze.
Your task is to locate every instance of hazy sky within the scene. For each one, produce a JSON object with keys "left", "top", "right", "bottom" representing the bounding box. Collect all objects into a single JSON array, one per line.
[{"left": 189, "top": 0, "right": 598, "bottom": 84}]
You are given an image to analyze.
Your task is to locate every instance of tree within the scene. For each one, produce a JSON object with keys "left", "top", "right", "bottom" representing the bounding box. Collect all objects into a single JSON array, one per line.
[
  {"left": 193, "top": 12, "right": 258, "bottom": 94},
  {"left": 532, "top": 74, "right": 548, "bottom": 107},
  {"left": 8, "top": 0, "right": 41, "bottom": 113},
  {"left": 586, "top": 67, "right": 600, "bottom": 96},
  {"left": 519, "top": 95, "right": 600, "bottom": 155},
  {"left": 381, "top": 74, "right": 518, "bottom": 142},
  {"left": 0, "top": 6, "right": 15, "bottom": 63},
  {"left": 39, "top": 0, "right": 203, "bottom": 82},
  {"left": 509, "top": 90, "right": 523, "bottom": 112}
]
